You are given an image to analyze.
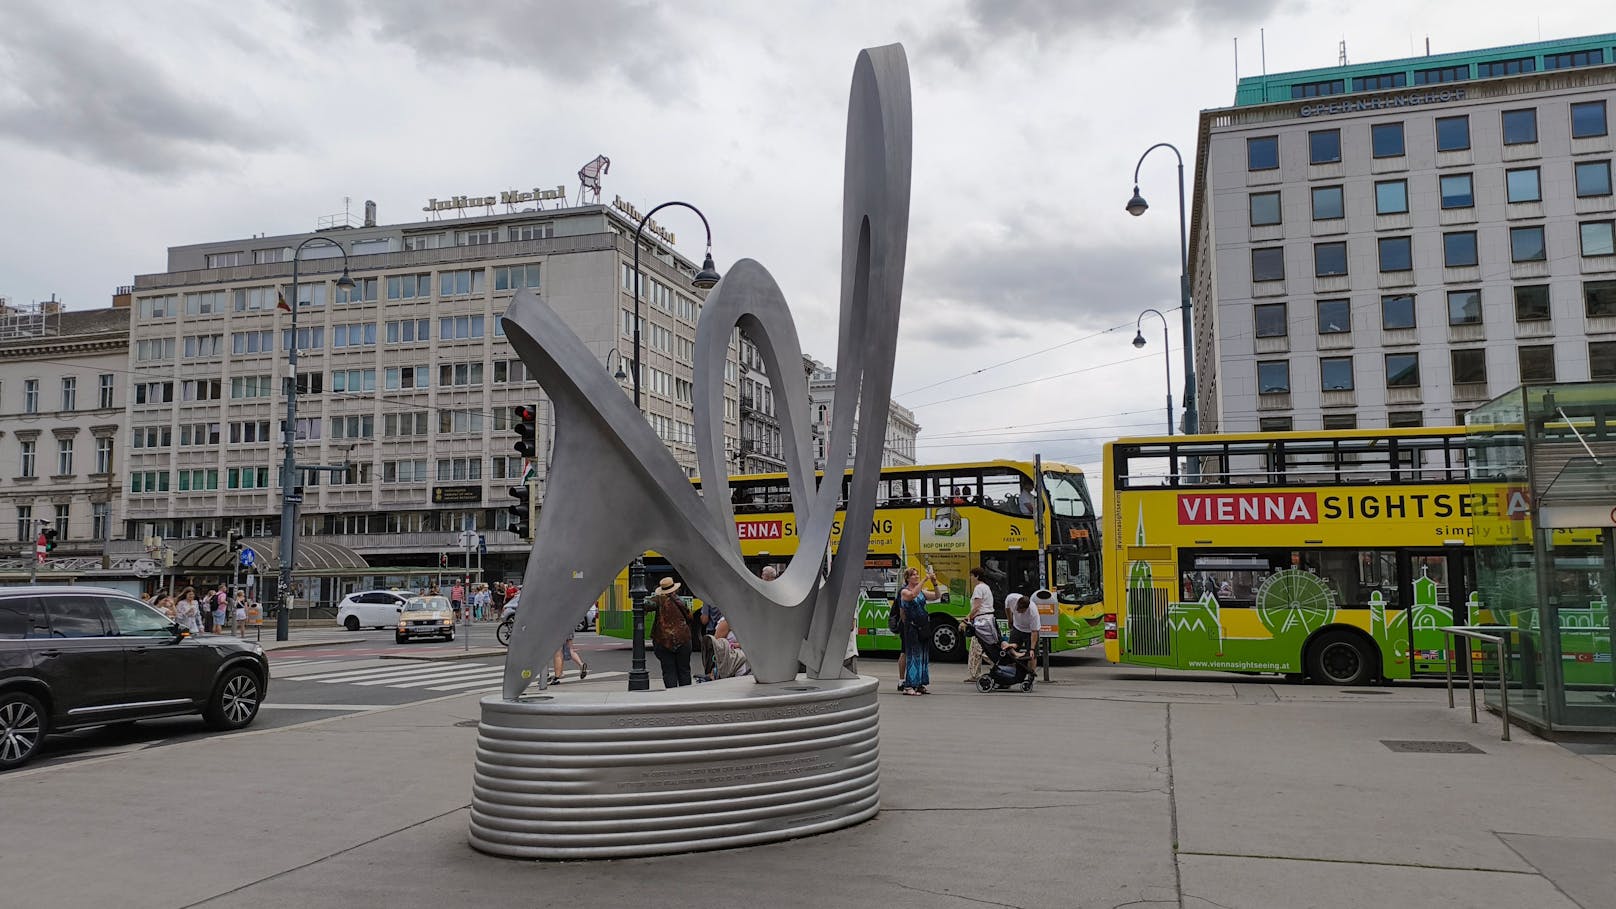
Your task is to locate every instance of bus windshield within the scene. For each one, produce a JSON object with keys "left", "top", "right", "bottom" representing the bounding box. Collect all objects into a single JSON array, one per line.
[{"left": 1042, "top": 471, "right": 1091, "bottom": 518}]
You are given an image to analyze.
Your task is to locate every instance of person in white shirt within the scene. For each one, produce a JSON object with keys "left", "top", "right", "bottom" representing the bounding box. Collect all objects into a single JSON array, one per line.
[
  {"left": 1009, "top": 591, "right": 1043, "bottom": 678},
  {"left": 963, "top": 566, "right": 995, "bottom": 682}
]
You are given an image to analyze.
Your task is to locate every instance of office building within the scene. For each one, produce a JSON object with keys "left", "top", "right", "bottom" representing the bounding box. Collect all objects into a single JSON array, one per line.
[
  {"left": 0, "top": 299, "right": 127, "bottom": 564},
  {"left": 1190, "top": 34, "right": 1616, "bottom": 431},
  {"left": 123, "top": 197, "right": 737, "bottom": 584},
  {"left": 807, "top": 358, "right": 920, "bottom": 469}
]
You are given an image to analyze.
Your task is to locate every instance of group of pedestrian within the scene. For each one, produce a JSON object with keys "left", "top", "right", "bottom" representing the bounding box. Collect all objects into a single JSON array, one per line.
[
  {"left": 961, "top": 567, "right": 1046, "bottom": 685},
  {"left": 144, "top": 585, "right": 253, "bottom": 637}
]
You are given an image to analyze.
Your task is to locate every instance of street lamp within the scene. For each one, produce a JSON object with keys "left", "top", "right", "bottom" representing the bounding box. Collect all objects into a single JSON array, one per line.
[
  {"left": 604, "top": 348, "right": 629, "bottom": 383},
  {"left": 1127, "top": 143, "right": 1197, "bottom": 436},
  {"left": 628, "top": 201, "right": 720, "bottom": 691},
  {"left": 276, "top": 237, "right": 354, "bottom": 642},
  {"left": 1133, "top": 309, "right": 1174, "bottom": 436}
]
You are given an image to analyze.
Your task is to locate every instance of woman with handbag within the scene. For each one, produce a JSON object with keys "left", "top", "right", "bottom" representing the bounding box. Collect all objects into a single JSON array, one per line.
[{"left": 649, "top": 578, "right": 693, "bottom": 688}]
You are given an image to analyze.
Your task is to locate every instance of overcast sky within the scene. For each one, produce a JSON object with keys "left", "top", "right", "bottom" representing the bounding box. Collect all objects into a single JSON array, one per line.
[{"left": 1, "top": 0, "right": 1609, "bottom": 486}]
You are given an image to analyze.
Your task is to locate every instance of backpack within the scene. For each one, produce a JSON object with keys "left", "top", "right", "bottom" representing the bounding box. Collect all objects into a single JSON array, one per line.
[
  {"left": 652, "top": 595, "right": 691, "bottom": 649},
  {"left": 887, "top": 599, "right": 903, "bottom": 633}
]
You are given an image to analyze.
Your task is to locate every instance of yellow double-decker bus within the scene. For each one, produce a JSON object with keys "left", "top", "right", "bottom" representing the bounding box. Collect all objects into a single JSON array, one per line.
[
  {"left": 1102, "top": 427, "right": 1517, "bottom": 685},
  {"left": 596, "top": 460, "right": 1104, "bottom": 660}
]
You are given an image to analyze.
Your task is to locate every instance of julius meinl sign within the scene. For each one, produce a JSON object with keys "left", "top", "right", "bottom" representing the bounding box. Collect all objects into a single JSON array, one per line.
[{"left": 1299, "top": 87, "right": 1466, "bottom": 118}]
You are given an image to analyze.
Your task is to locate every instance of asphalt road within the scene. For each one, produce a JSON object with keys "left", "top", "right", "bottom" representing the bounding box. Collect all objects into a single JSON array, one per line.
[{"left": 23, "top": 624, "right": 636, "bottom": 771}]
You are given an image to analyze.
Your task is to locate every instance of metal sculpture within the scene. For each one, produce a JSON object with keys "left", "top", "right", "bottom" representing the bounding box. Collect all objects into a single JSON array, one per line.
[{"left": 500, "top": 44, "right": 910, "bottom": 699}]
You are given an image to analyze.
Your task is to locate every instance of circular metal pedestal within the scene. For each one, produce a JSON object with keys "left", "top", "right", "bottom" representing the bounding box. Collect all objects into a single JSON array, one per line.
[{"left": 468, "top": 675, "right": 879, "bottom": 860}]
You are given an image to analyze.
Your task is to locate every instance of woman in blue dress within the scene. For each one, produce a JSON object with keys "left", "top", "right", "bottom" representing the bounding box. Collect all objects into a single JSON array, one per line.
[{"left": 898, "top": 566, "right": 937, "bottom": 695}]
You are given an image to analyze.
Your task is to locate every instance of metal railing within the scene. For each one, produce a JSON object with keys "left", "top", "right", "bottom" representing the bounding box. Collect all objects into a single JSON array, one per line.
[{"left": 1440, "top": 625, "right": 1514, "bottom": 741}]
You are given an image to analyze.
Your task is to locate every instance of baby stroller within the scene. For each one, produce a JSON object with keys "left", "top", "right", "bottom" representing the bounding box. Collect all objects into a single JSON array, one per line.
[{"left": 968, "top": 613, "right": 1034, "bottom": 693}]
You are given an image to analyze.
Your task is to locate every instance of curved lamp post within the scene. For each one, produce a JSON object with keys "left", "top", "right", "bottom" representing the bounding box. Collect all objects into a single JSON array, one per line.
[
  {"left": 1132, "top": 308, "right": 1173, "bottom": 436},
  {"left": 604, "top": 348, "right": 630, "bottom": 383},
  {"left": 277, "top": 237, "right": 354, "bottom": 641},
  {"left": 1127, "top": 143, "right": 1197, "bottom": 436},
  {"left": 628, "top": 201, "right": 721, "bottom": 690}
]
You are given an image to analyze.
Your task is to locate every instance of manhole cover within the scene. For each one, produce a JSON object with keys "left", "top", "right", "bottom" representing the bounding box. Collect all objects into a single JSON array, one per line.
[
  {"left": 454, "top": 720, "right": 480, "bottom": 728},
  {"left": 1382, "top": 740, "right": 1485, "bottom": 754},
  {"left": 1343, "top": 689, "right": 1392, "bottom": 695}
]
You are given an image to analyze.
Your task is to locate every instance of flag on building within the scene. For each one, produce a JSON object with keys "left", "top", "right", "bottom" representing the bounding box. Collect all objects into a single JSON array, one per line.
[{"left": 276, "top": 291, "right": 291, "bottom": 313}]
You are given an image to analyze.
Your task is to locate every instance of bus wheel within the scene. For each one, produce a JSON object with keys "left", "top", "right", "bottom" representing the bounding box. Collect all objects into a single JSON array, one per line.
[
  {"left": 929, "top": 617, "right": 965, "bottom": 662},
  {"left": 1307, "top": 631, "right": 1375, "bottom": 686}
]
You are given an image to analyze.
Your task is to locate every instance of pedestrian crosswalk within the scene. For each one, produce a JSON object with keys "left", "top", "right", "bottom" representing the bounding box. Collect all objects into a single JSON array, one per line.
[{"left": 270, "top": 658, "right": 624, "bottom": 695}]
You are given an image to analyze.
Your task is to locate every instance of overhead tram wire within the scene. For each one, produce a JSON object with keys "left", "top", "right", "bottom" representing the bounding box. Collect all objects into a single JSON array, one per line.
[
  {"left": 907, "top": 346, "right": 1176, "bottom": 409},
  {"left": 894, "top": 318, "right": 1136, "bottom": 398}
]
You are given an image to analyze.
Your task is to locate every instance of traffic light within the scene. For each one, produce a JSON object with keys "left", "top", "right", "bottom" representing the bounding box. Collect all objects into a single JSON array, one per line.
[
  {"left": 227, "top": 529, "right": 244, "bottom": 552},
  {"left": 513, "top": 404, "right": 537, "bottom": 458},
  {"left": 41, "top": 528, "right": 58, "bottom": 552},
  {"left": 508, "top": 483, "right": 534, "bottom": 540}
]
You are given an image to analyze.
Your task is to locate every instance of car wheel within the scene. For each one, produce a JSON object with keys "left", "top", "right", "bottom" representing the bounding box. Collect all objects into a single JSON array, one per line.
[
  {"left": 204, "top": 667, "right": 262, "bottom": 731},
  {"left": 343, "top": 615, "right": 360, "bottom": 632},
  {"left": 0, "top": 691, "right": 47, "bottom": 771},
  {"left": 1307, "top": 631, "right": 1376, "bottom": 686}
]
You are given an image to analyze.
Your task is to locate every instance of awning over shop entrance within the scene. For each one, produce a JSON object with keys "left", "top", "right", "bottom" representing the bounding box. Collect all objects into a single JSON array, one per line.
[{"left": 174, "top": 538, "right": 369, "bottom": 575}]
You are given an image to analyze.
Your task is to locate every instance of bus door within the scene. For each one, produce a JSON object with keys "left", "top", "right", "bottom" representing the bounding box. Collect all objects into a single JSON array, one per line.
[{"left": 1402, "top": 548, "right": 1472, "bottom": 676}]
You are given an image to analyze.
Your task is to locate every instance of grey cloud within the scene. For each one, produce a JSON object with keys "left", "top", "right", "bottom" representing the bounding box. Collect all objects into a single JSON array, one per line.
[
  {"left": 917, "top": 0, "right": 1286, "bottom": 67},
  {"left": 908, "top": 221, "right": 1179, "bottom": 335},
  {"left": 0, "top": 2, "right": 276, "bottom": 176},
  {"left": 288, "top": 0, "right": 690, "bottom": 93}
]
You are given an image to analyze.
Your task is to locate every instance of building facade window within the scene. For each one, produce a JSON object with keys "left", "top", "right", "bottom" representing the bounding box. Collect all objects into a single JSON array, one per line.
[
  {"left": 92, "top": 503, "right": 108, "bottom": 541},
  {"left": 1511, "top": 226, "right": 1547, "bottom": 262},
  {"left": 385, "top": 319, "right": 430, "bottom": 343},
  {"left": 1388, "top": 411, "right": 1425, "bottom": 428},
  {"left": 1439, "top": 173, "right": 1474, "bottom": 209},
  {"left": 1322, "top": 414, "right": 1358, "bottom": 430},
  {"left": 1249, "top": 191, "right": 1281, "bottom": 226},
  {"left": 1451, "top": 348, "right": 1487, "bottom": 385},
  {"left": 1311, "top": 185, "right": 1345, "bottom": 220},
  {"left": 1516, "top": 285, "right": 1552, "bottom": 321},
  {"left": 1446, "top": 289, "right": 1482, "bottom": 325},
  {"left": 1385, "top": 353, "right": 1420, "bottom": 387},
  {"left": 1545, "top": 50, "right": 1605, "bottom": 70},
  {"left": 438, "top": 269, "right": 486, "bottom": 297},
  {"left": 60, "top": 377, "right": 76, "bottom": 411},
  {"left": 55, "top": 439, "right": 73, "bottom": 476},
  {"left": 1382, "top": 294, "right": 1416, "bottom": 329},
  {"left": 1591, "top": 341, "right": 1616, "bottom": 381},
  {"left": 98, "top": 374, "right": 114, "bottom": 409},
  {"left": 1252, "top": 247, "right": 1285, "bottom": 282},
  {"left": 1370, "top": 122, "right": 1405, "bottom": 158},
  {"left": 1258, "top": 417, "right": 1293, "bottom": 432},
  {"left": 94, "top": 436, "right": 112, "bottom": 474},
  {"left": 335, "top": 277, "right": 378, "bottom": 304},
  {"left": 1443, "top": 231, "right": 1479, "bottom": 267},
  {"left": 1375, "top": 179, "right": 1409, "bottom": 214},
  {"left": 19, "top": 440, "right": 36, "bottom": 477},
  {"left": 23, "top": 378, "right": 38, "bottom": 413},
  {"left": 1254, "top": 303, "right": 1287, "bottom": 338},
  {"left": 1577, "top": 160, "right": 1613, "bottom": 198},
  {"left": 1571, "top": 100, "right": 1609, "bottom": 138},
  {"left": 1587, "top": 280, "right": 1616, "bottom": 317},
  {"left": 384, "top": 366, "right": 430, "bottom": 390},
  {"left": 1502, "top": 108, "right": 1539, "bottom": 145},
  {"left": 1352, "top": 72, "right": 1406, "bottom": 91},
  {"left": 1256, "top": 361, "right": 1290, "bottom": 394},
  {"left": 1581, "top": 221, "right": 1616, "bottom": 258},
  {"left": 1415, "top": 66, "right": 1469, "bottom": 85},
  {"left": 1292, "top": 79, "right": 1344, "bottom": 99},
  {"left": 1317, "top": 299, "right": 1351, "bottom": 334},
  {"left": 1519, "top": 345, "right": 1557, "bottom": 383},
  {"left": 1378, "top": 236, "right": 1412, "bottom": 272},
  {"left": 1308, "top": 129, "right": 1342, "bottom": 164},
  {"left": 1320, "top": 356, "right": 1354, "bottom": 391},
  {"left": 493, "top": 263, "right": 542, "bottom": 290},
  {"left": 1314, "top": 242, "right": 1348, "bottom": 277},
  {"left": 385, "top": 273, "right": 431, "bottom": 300},
  {"left": 439, "top": 315, "right": 485, "bottom": 340},
  {"left": 1435, "top": 115, "right": 1470, "bottom": 151},
  {"left": 1506, "top": 167, "right": 1543, "bottom": 203},
  {"left": 15, "top": 506, "right": 30, "bottom": 542}
]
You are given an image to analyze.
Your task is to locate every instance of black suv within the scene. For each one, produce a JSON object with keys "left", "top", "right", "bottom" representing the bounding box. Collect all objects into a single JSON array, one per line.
[{"left": 0, "top": 586, "right": 269, "bottom": 770}]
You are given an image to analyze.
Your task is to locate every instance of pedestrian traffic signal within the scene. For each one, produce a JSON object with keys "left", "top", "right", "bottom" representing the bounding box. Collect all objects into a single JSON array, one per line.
[
  {"left": 41, "top": 528, "right": 57, "bottom": 552},
  {"left": 227, "top": 529, "right": 244, "bottom": 552},
  {"left": 513, "top": 404, "right": 537, "bottom": 459},
  {"left": 508, "top": 483, "right": 534, "bottom": 541}
]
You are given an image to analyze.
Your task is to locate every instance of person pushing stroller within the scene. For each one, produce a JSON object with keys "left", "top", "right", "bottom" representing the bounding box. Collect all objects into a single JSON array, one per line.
[{"left": 968, "top": 593, "right": 1035, "bottom": 693}]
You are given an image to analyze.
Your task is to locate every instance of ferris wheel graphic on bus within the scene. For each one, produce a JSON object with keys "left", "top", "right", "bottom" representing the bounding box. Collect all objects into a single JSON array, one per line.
[{"left": 1254, "top": 569, "right": 1337, "bottom": 638}]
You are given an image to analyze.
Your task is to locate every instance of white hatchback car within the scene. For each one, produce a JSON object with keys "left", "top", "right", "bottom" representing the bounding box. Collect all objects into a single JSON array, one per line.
[{"left": 336, "top": 590, "right": 409, "bottom": 631}]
